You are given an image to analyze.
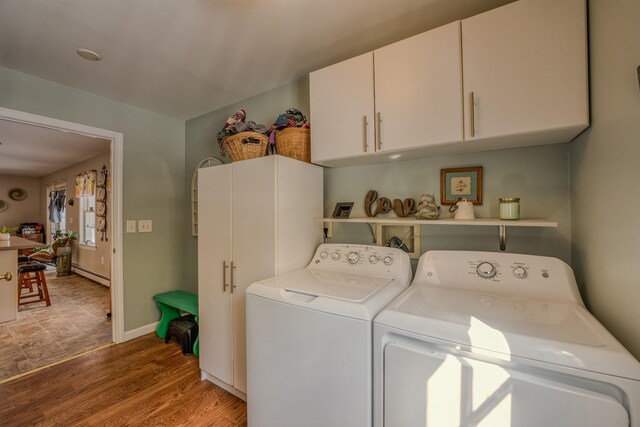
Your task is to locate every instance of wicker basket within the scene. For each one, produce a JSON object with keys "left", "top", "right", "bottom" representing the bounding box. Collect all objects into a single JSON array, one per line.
[
  {"left": 275, "top": 128, "right": 311, "bottom": 163},
  {"left": 223, "top": 131, "right": 269, "bottom": 162}
]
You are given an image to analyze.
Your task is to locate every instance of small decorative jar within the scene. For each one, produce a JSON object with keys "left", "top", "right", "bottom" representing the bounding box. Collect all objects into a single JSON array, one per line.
[{"left": 499, "top": 197, "right": 520, "bottom": 220}]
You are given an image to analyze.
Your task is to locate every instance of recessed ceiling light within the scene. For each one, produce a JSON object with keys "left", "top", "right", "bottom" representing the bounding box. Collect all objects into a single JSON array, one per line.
[{"left": 77, "top": 48, "right": 102, "bottom": 61}]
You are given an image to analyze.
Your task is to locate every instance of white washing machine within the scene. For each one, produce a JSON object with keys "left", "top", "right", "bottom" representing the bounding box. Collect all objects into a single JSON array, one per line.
[
  {"left": 374, "top": 250, "right": 640, "bottom": 427},
  {"left": 246, "top": 243, "right": 413, "bottom": 427}
]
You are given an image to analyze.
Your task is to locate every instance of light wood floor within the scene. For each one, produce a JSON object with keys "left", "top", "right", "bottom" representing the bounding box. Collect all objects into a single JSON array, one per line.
[{"left": 0, "top": 333, "right": 247, "bottom": 426}]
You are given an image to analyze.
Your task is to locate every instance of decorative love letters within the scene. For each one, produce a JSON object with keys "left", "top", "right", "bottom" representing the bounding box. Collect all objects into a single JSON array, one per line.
[{"left": 365, "top": 190, "right": 416, "bottom": 218}]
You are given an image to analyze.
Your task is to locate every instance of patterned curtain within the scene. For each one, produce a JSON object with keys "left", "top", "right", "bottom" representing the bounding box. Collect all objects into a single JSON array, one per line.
[{"left": 75, "top": 170, "right": 97, "bottom": 197}]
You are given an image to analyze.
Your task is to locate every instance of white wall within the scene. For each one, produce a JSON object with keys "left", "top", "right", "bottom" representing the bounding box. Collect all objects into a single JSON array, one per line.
[
  {"left": 0, "top": 175, "right": 41, "bottom": 229},
  {"left": 570, "top": 0, "right": 640, "bottom": 358}
]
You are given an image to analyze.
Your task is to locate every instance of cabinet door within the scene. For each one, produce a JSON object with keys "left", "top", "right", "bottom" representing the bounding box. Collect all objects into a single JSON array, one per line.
[
  {"left": 0, "top": 250, "right": 17, "bottom": 323},
  {"left": 375, "top": 21, "right": 463, "bottom": 152},
  {"left": 462, "top": 0, "right": 588, "bottom": 140},
  {"left": 310, "top": 52, "right": 375, "bottom": 163},
  {"left": 231, "top": 157, "right": 277, "bottom": 393},
  {"left": 197, "top": 165, "right": 233, "bottom": 385}
]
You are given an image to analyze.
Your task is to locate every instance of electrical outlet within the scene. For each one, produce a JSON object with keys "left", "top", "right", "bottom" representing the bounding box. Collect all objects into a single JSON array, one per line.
[
  {"left": 69, "top": 217, "right": 73, "bottom": 224},
  {"left": 126, "top": 220, "right": 136, "bottom": 233},
  {"left": 101, "top": 256, "right": 104, "bottom": 264},
  {"left": 138, "top": 220, "right": 152, "bottom": 233}
]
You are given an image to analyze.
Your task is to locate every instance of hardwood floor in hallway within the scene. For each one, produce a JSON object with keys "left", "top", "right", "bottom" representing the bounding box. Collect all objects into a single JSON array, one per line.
[{"left": 0, "top": 333, "right": 247, "bottom": 426}]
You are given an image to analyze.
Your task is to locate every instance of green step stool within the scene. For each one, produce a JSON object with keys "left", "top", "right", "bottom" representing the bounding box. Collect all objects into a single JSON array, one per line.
[{"left": 153, "top": 290, "right": 199, "bottom": 356}]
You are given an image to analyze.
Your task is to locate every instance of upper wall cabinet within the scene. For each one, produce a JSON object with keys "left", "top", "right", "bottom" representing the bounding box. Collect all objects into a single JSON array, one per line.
[
  {"left": 462, "top": 0, "right": 588, "bottom": 143},
  {"left": 309, "top": 0, "right": 588, "bottom": 167},
  {"left": 310, "top": 21, "right": 462, "bottom": 165},
  {"left": 375, "top": 21, "right": 463, "bottom": 153},
  {"left": 310, "top": 53, "right": 375, "bottom": 163}
]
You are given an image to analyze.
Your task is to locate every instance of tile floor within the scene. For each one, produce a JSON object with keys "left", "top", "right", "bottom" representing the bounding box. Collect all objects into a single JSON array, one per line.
[{"left": 0, "top": 272, "right": 112, "bottom": 381}]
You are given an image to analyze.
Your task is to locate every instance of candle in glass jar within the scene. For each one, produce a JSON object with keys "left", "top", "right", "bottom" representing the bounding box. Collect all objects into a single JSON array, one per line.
[{"left": 499, "top": 198, "right": 520, "bottom": 220}]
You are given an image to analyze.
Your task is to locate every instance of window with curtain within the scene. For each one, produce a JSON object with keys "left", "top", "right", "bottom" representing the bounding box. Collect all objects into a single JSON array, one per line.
[
  {"left": 76, "top": 170, "right": 97, "bottom": 246},
  {"left": 48, "top": 187, "right": 67, "bottom": 239}
]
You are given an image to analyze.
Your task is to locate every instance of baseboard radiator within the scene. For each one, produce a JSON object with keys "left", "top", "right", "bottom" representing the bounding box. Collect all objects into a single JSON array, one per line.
[{"left": 71, "top": 264, "right": 111, "bottom": 287}]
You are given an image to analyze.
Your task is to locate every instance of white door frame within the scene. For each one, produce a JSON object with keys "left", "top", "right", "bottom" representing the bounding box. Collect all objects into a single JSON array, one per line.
[{"left": 0, "top": 106, "right": 125, "bottom": 343}]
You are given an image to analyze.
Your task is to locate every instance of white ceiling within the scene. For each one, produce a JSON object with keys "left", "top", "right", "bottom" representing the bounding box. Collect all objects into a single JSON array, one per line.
[
  {"left": 0, "top": 0, "right": 513, "bottom": 120},
  {"left": 0, "top": 119, "right": 110, "bottom": 177}
]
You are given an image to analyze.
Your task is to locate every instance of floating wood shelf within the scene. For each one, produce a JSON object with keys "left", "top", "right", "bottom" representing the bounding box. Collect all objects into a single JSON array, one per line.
[{"left": 323, "top": 217, "right": 558, "bottom": 251}]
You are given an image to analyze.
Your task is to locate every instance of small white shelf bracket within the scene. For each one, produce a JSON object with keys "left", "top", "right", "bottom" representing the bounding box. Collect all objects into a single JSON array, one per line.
[
  {"left": 368, "top": 223, "right": 377, "bottom": 244},
  {"left": 499, "top": 225, "right": 506, "bottom": 251},
  {"left": 323, "top": 221, "right": 333, "bottom": 241}
]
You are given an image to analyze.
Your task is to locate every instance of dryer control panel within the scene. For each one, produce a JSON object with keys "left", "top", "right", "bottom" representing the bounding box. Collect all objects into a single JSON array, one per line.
[
  {"left": 310, "top": 244, "right": 412, "bottom": 283},
  {"left": 413, "top": 251, "right": 583, "bottom": 304}
]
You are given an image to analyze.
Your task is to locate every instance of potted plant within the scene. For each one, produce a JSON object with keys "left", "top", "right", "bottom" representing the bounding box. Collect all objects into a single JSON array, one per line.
[
  {"left": 0, "top": 225, "right": 17, "bottom": 241},
  {"left": 52, "top": 230, "right": 78, "bottom": 276}
]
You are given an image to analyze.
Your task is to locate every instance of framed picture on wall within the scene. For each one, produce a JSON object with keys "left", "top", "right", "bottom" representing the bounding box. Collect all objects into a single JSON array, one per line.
[
  {"left": 440, "top": 166, "right": 483, "bottom": 205},
  {"left": 331, "top": 202, "right": 354, "bottom": 218}
]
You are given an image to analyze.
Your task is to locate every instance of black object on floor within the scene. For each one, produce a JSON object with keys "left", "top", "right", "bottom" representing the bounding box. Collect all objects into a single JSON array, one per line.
[{"left": 165, "top": 314, "right": 199, "bottom": 355}]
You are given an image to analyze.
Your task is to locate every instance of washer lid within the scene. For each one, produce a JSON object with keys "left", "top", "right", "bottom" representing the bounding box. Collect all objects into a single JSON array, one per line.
[
  {"left": 375, "top": 286, "right": 640, "bottom": 380},
  {"left": 259, "top": 268, "right": 393, "bottom": 302},
  {"left": 247, "top": 267, "right": 409, "bottom": 321}
]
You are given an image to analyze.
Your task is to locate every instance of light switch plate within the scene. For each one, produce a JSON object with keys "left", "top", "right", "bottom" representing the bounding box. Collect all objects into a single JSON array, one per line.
[
  {"left": 138, "top": 220, "right": 152, "bottom": 233},
  {"left": 126, "top": 220, "right": 136, "bottom": 233}
]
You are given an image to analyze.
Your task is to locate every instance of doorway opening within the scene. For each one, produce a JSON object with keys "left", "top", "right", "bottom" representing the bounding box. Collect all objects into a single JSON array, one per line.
[{"left": 0, "top": 107, "right": 124, "bottom": 352}]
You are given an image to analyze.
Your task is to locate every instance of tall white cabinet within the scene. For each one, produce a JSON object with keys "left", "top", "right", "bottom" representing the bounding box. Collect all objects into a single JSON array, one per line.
[{"left": 197, "top": 155, "right": 323, "bottom": 397}]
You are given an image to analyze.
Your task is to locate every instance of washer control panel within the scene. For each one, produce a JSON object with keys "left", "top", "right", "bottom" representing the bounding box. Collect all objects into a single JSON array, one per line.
[
  {"left": 311, "top": 244, "right": 411, "bottom": 279},
  {"left": 465, "top": 259, "right": 539, "bottom": 283},
  {"left": 414, "top": 250, "right": 582, "bottom": 303}
]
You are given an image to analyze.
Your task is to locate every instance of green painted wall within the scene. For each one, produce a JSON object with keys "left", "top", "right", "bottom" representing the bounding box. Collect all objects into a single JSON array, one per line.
[
  {"left": 184, "top": 78, "right": 310, "bottom": 289},
  {"left": 185, "top": 76, "right": 571, "bottom": 285},
  {"left": 325, "top": 144, "right": 571, "bottom": 264},
  {"left": 570, "top": 0, "right": 640, "bottom": 358},
  {"left": 0, "top": 66, "right": 186, "bottom": 332}
]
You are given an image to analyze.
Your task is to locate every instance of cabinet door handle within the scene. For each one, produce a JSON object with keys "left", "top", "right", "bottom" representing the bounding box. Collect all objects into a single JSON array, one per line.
[
  {"left": 375, "top": 112, "right": 382, "bottom": 151},
  {"left": 222, "top": 261, "right": 229, "bottom": 292},
  {"left": 362, "top": 115, "right": 368, "bottom": 152},
  {"left": 230, "top": 262, "right": 237, "bottom": 293},
  {"left": 0, "top": 272, "right": 11, "bottom": 281},
  {"left": 469, "top": 92, "right": 476, "bottom": 138}
]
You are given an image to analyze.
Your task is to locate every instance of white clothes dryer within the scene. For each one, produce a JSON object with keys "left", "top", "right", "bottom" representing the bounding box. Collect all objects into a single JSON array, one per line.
[
  {"left": 246, "top": 244, "right": 412, "bottom": 427},
  {"left": 374, "top": 250, "right": 640, "bottom": 427}
]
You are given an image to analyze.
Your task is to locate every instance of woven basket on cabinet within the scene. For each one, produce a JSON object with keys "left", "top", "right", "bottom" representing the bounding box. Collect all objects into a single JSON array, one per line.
[
  {"left": 275, "top": 128, "right": 311, "bottom": 163},
  {"left": 223, "top": 132, "right": 269, "bottom": 162}
]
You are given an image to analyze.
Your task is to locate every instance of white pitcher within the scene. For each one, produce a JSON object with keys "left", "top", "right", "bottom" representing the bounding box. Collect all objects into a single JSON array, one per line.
[{"left": 450, "top": 198, "right": 475, "bottom": 220}]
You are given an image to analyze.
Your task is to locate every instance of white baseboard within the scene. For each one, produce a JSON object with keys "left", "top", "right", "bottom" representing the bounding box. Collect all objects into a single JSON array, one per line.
[
  {"left": 71, "top": 267, "right": 111, "bottom": 287},
  {"left": 123, "top": 321, "right": 159, "bottom": 341},
  {"left": 201, "top": 370, "right": 247, "bottom": 401}
]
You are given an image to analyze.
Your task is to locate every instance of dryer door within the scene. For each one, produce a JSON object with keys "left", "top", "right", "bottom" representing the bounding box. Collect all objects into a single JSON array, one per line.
[{"left": 383, "top": 341, "right": 629, "bottom": 427}]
